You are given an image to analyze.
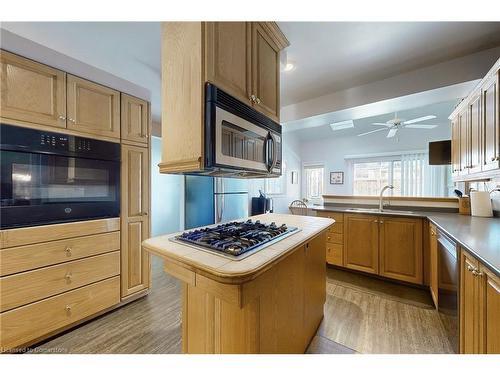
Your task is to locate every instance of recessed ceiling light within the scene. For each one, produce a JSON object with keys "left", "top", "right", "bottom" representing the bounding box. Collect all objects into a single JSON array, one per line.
[
  {"left": 330, "top": 120, "right": 354, "bottom": 131},
  {"left": 284, "top": 62, "right": 295, "bottom": 72}
]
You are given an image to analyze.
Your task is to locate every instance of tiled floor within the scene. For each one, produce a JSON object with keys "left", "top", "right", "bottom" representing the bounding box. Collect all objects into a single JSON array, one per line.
[{"left": 32, "top": 257, "right": 453, "bottom": 354}]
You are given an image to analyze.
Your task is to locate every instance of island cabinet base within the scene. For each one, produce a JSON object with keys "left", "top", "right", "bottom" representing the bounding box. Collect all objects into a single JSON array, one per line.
[{"left": 166, "top": 232, "right": 327, "bottom": 354}]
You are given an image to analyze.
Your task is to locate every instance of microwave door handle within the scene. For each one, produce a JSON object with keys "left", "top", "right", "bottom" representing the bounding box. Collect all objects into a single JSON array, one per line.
[
  {"left": 270, "top": 133, "right": 278, "bottom": 172},
  {"left": 265, "top": 132, "right": 272, "bottom": 172}
]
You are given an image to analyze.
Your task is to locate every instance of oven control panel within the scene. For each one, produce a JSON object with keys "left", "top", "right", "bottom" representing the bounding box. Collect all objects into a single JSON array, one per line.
[{"left": 40, "top": 134, "right": 69, "bottom": 149}]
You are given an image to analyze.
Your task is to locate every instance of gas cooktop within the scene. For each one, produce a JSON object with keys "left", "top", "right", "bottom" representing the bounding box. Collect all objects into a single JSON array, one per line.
[{"left": 170, "top": 219, "right": 300, "bottom": 260}]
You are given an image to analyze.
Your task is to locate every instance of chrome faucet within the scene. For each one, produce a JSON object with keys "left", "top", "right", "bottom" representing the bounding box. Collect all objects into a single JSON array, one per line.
[{"left": 379, "top": 185, "right": 394, "bottom": 211}]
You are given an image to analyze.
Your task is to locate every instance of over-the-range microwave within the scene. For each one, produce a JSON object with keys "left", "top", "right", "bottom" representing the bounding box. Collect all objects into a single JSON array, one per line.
[{"left": 199, "top": 83, "right": 282, "bottom": 178}]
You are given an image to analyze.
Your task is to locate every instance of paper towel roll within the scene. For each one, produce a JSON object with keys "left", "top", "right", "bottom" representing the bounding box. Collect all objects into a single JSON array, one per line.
[{"left": 470, "top": 191, "right": 493, "bottom": 217}]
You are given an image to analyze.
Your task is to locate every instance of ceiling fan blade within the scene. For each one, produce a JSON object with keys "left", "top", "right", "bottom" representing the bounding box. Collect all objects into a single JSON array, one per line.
[
  {"left": 371, "top": 122, "right": 392, "bottom": 127},
  {"left": 405, "top": 124, "right": 438, "bottom": 129},
  {"left": 403, "top": 115, "right": 436, "bottom": 124},
  {"left": 387, "top": 128, "right": 398, "bottom": 138},
  {"left": 357, "top": 128, "right": 388, "bottom": 137}
]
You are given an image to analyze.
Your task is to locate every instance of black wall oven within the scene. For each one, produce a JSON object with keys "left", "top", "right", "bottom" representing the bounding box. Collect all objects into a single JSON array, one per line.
[{"left": 1, "top": 124, "right": 120, "bottom": 229}]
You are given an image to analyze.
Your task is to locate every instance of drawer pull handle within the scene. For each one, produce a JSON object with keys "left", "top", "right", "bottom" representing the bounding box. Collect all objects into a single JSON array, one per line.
[
  {"left": 65, "top": 272, "right": 72, "bottom": 281},
  {"left": 65, "top": 305, "right": 72, "bottom": 313},
  {"left": 65, "top": 247, "right": 72, "bottom": 255}
]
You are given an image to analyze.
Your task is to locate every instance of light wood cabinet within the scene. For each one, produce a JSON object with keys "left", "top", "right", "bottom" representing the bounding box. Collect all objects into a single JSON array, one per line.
[
  {"left": 449, "top": 59, "right": 500, "bottom": 181},
  {"left": 160, "top": 22, "right": 289, "bottom": 174},
  {"left": 482, "top": 71, "right": 499, "bottom": 171},
  {"left": 459, "top": 248, "right": 500, "bottom": 354},
  {"left": 0, "top": 50, "right": 66, "bottom": 128},
  {"left": 344, "top": 214, "right": 379, "bottom": 274},
  {"left": 379, "top": 217, "right": 423, "bottom": 284},
  {"left": 479, "top": 265, "right": 500, "bottom": 353},
  {"left": 121, "top": 144, "right": 150, "bottom": 297},
  {"left": 121, "top": 93, "right": 149, "bottom": 144},
  {"left": 67, "top": 74, "right": 120, "bottom": 139},
  {"left": 205, "top": 22, "right": 251, "bottom": 105},
  {"left": 251, "top": 23, "right": 281, "bottom": 122},
  {"left": 429, "top": 224, "right": 439, "bottom": 308}
]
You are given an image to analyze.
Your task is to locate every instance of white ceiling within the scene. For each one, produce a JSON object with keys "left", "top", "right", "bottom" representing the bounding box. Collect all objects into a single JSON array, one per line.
[
  {"left": 278, "top": 22, "right": 500, "bottom": 106},
  {"left": 2, "top": 22, "right": 500, "bottom": 125},
  {"left": 289, "top": 100, "right": 456, "bottom": 143}
]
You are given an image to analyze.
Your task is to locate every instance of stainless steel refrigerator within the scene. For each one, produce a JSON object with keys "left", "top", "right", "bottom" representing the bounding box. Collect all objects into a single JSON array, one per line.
[{"left": 184, "top": 176, "right": 249, "bottom": 229}]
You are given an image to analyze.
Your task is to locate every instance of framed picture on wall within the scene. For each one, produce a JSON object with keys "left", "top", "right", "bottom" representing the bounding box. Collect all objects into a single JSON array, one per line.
[{"left": 330, "top": 171, "right": 344, "bottom": 185}]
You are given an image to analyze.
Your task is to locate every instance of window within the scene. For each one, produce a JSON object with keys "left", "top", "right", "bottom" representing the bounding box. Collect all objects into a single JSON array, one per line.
[
  {"left": 351, "top": 152, "right": 451, "bottom": 197},
  {"left": 353, "top": 160, "right": 401, "bottom": 196},
  {"left": 304, "top": 165, "right": 324, "bottom": 200}
]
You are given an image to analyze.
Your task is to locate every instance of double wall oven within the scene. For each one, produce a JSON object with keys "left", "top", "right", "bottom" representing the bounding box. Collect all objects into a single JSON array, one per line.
[
  {"left": 1, "top": 124, "right": 120, "bottom": 229},
  {"left": 203, "top": 83, "right": 282, "bottom": 177}
]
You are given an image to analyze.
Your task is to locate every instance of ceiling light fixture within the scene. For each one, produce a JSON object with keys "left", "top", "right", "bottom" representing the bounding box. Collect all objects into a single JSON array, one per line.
[
  {"left": 283, "top": 62, "right": 295, "bottom": 72},
  {"left": 330, "top": 120, "right": 354, "bottom": 131}
]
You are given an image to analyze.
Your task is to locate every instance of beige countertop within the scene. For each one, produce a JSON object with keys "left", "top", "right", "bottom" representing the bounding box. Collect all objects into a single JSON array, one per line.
[
  {"left": 312, "top": 205, "right": 500, "bottom": 276},
  {"left": 142, "top": 213, "right": 334, "bottom": 284}
]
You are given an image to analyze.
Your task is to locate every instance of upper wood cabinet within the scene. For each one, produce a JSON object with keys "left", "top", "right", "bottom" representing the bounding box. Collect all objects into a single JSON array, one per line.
[
  {"left": 460, "top": 248, "right": 500, "bottom": 354},
  {"left": 251, "top": 23, "right": 281, "bottom": 122},
  {"left": 121, "top": 144, "right": 150, "bottom": 297},
  {"left": 450, "top": 59, "right": 499, "bottom": 181},
  {"left": 121, "top": 93, "right": 149, "bottom": 144},
  {"left": 161, "top": 22, "right": 289, "bottom": 173},
  {"left": 0, "top": 50, "right": 66, "bottom": 128},
  {"left": 379, "top": 217, "right": 423, "bottom": 284},
  {"left": 343, "top": 214, "right": 379, "bottom": 274},
  {"left": 482, "top": 71, "right": 499, "bottom": 171},
  {"left": 67, "top": 74, "right": 120, "bottom": 139},
  {"left": 205, "top": 22, "right": 251, "bottom": 105}
]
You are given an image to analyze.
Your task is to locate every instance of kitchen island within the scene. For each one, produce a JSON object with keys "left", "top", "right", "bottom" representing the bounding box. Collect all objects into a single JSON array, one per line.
[{"left": 142, "top": 213, "right": 334, "bottom": 354}]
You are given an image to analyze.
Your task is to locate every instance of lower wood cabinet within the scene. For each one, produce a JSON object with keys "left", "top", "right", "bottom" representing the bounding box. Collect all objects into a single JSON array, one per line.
[
  {"left": 344, "top": 214, "right": 379, "bottom": 274},
  {"left": 429, "top": 224, "right": 439, "bottom": 307},
  {"left": 379, "top": 217, "right": 423, "bottom": 284},
  {"left": 460, "top": 248, "right": 500, "bottom": 354},
  {"left": 121, "top": 144, "right": 151, "bottom": 297}
]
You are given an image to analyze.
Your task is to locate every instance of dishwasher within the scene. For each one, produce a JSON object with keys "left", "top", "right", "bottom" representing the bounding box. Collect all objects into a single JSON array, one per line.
[{"left": 437, "top": 232, "right": 459, "bottom": 353}]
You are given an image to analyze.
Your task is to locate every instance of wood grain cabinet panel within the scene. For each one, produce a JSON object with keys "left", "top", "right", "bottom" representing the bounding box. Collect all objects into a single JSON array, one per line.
[
  {"left": 458, "top": 108, "right": 470, "bottom": 176},
  {"left": 451, "top": 118, "right": 461, "bottom": 177},
  {"left": 0, "top": 50, "right": 66, "bottom": 128},
  {"left": 0, "top": 277, "right": 120, "bottom": 351},
  {"left": 479, "top": 265, "right": 500, "bottom": 354},
  {"left": 343, "top": 214, "right": 379, "bottom": 274},
  {"left": 121, "top": 144, "right": 150, "bottom": 297},
  {"left": 251, "top": 23, "right": 280, "bottom": 122},
  {"left": 121, "top": 93, "right": 149, "bottom": 144},
  {"left": 205, "top": 22, "right": 251, "bottom": 105},
  {"left": 67, "top": 74, "right": 120, "bottom": 139},
  {"left": 0, "top": 231, "right": 120, "bottom": 277},
  {"left": 0, "top": 251, "right": 120, "bottom": 312},
  {"left": 326, "top": 243, "right": 343, "bottom": 266},
  {"left": 379, "top": 217, "right": 423, "bottom": 284},
  {"left": 460, "top": 249, "right": 480, "bottom": 354},
  {"left": 482, "top": 71, "right": 499, "bottom": 171},
  {"left": 468, "top": 93, "right": 482, "bottom": 173}
]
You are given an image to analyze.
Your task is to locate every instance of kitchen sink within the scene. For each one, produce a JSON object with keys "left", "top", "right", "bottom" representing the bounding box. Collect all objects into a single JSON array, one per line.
[{"left": 344, "top": 208, "right": 416, "bottom": 215}]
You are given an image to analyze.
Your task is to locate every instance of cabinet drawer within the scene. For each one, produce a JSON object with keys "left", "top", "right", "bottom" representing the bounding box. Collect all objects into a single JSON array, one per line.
[
  {"left": 0, "top": 276, "right": 120, "bottom": 350},
  {"left": 328, "top": 223, "right": 343, "bottom": 234},
  {"left": 0, "top": 251, "right": 120, "bottom": 312},
  {"left": 326, "top": 233, "right": 343, "bottom": 244},
  {"left": 0, "top": 231, "right": 120, "bottom": 276},
  {"left": 326, "top": 243, "right": 343, "bottom": 266},
  {"left": 317, "top": 211, "right": 344, "bottom": 223}
]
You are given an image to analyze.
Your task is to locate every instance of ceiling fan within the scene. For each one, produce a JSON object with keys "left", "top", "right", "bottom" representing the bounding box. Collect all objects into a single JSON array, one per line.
[{"left": 357, "top": 113, "right": 438, "bottom": 138}]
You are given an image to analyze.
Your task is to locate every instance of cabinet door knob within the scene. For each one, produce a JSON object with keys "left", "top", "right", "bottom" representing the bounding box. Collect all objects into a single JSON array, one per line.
[
  {"left": 467, "top": 265, "right": 476, "bottom": 273},
  {"left": 373, "top": 220, "right": 378, "bottom": 223},
  {"left": 491, "top": 157, "right": 496, "bottom": 162},
  {"left": 250, "top": 94, "right": 256, "bottom": 103},
  {"left": 256, "top": 97, "right": 261, "bottom": 104},
  {"left": 68, "top": 118, "right": 76, "bottom": 123},
  {"left": 379, "top": 220, "right": 384, "bottom": 224},
  {"left": 472, "top": 270, "right": 483, "bottom": 277},
  {"left": 59, "top": 115, "right": 66, "bottom": 120},
  {"left": 496, "top": 156, "right": 500, "bottom": 161}
]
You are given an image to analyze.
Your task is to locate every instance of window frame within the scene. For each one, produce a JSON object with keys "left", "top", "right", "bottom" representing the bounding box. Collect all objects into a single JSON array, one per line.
[
  {"left": 303, "top": 163, "right": 325, "bottom": 201},
  {"left": 351, "top": 156, "right": 401, "bottom": 196}
]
